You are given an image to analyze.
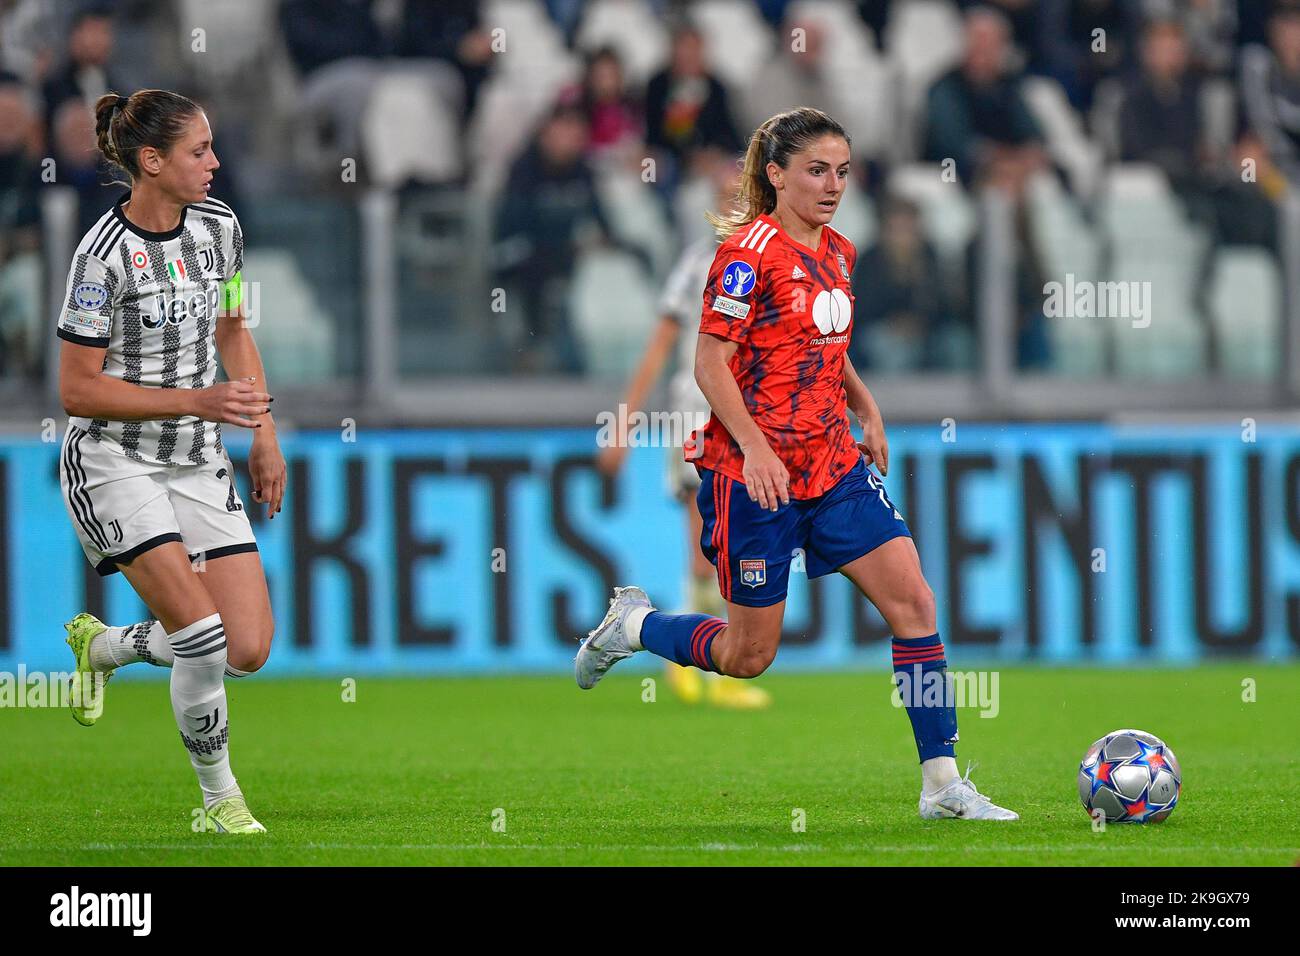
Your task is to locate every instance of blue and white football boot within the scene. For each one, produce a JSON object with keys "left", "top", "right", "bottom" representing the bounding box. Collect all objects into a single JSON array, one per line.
[
  {"left": 575, "top": 586, "right": 652, "bottom": 690},
  {"left": 918, "top": 762, "right": 1020, "bottom": 821}
]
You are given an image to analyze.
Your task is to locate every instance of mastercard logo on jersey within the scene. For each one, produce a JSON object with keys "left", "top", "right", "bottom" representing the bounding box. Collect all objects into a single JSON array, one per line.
[{"left": 721, "top": 261, "right": 756, "bottom": 297}]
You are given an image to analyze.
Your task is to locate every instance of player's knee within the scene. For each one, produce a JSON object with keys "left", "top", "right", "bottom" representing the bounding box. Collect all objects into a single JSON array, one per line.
[
  {"left": 897, "top": 580, "right": 937, "bottom": 630},
  {"left": 727, "top": 645, "right": 776, "bottom": 679},
  {"left": 227, "top": 622, "right": 273, "bottom": 673}
]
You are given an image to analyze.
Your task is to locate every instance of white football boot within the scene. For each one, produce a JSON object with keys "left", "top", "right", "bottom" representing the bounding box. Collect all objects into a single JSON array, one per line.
[
  {"left": 575, "top": 586, "right": 652, "bottom": 689},
  {"left": 918, "top": 762, "right": 1019, "bottom": 821}
]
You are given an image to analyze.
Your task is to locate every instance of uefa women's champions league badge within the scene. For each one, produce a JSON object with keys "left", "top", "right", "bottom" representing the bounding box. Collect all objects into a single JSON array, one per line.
[{"left": 721, "top": 260, "right": 757, "bottom": 297}]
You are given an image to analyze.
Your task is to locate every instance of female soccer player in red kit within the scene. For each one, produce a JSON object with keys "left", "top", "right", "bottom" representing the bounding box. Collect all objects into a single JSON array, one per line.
[{"left": 576, "top": 108, "right": 1017, "bottom": 821}]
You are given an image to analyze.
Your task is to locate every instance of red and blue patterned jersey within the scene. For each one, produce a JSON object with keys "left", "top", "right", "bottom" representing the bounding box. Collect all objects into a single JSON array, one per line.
[{"left": 684, "top": 213, "right": 861, "bottom": 499}]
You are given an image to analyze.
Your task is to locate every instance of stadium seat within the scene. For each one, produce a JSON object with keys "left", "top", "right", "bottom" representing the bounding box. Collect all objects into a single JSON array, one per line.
[
  {"left": 1029, "top": 174, "right": 1106, "bottom": 376},
  {"left": 363, "top": 67, "right": 464, "bottom": 187},
  {"left": 468, "top": 1, "right": 580, "bottom": 197},
  {"left": 1022, "top": 77, "right": 1103, "bottom": 199},
  {"left": 177, "top": 0, "right": 276, "bottom": 84},
  {"left": 1208, "top": 248, "right": 1282, "bottom": 380},
  {"left": 1028, "top": 171, "right": 1100, "bottom": 283},
  {"left": 885, "top": 0, "right": 963, "bottom": 159},
  {"left": 1110, "top": 311, "right": 1207, "bottom": 379},
  {"left": 240, "top": 250, "right": 335, "bottom": 383},
  {"left": 568, "top": 247, "right": 659, "bottom": 376},
  {"left": 574, "top": 0, "right": 669, "bottom": 85},
  {"left": 885, "top": 163, "right": 975, "bottom": 265},
  {"left": 787, "top": 0, "right": 894, "bottom": 157},
  {"left": 595, "top": 166, "right": 675, "bottom": 277},
  {"left": 687, "top": 0, "right": 774, "bottom": 89}
]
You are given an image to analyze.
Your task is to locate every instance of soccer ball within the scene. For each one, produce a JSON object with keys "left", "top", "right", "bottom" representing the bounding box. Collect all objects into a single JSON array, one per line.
[{"left": 1078, "top": 728, "right": 1181, "bottom": 824}]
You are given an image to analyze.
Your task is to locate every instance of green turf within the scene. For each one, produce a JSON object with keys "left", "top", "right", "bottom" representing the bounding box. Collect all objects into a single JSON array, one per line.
[{"left": 0, "top": 665, "right": 1296, "bottom": 865}]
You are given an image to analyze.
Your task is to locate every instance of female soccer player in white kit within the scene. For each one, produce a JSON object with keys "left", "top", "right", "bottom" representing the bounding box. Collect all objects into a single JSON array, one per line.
[{"left": 57, "top": 89, "right": 284, "bottom": 833}]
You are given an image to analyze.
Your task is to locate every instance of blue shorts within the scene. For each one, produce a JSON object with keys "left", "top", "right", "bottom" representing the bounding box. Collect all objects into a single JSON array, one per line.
[{"left": 696, "top": 458, "right": 912, "bottom": 607}]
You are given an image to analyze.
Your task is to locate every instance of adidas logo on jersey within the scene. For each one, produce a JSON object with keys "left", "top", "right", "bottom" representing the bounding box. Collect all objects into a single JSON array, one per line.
[{"left": 791, "top": 266, "right": 806, "bottom": 279}]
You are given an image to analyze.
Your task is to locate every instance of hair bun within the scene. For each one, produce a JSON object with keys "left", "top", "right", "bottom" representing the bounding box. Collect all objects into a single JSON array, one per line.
[{"left": 115, "top": 95, "right": 129, "bottom": 110}]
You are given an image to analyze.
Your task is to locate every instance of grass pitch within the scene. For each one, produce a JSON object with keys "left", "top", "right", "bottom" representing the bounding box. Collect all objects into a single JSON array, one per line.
[{"left": 0, "top": 665, "right": 1296, "bottom": 866}]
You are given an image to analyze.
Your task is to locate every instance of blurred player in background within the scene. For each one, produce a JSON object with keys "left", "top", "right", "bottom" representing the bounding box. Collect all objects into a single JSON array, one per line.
[
  {"left": 597, "top": 156, "right": 770, "bottom": 710},
  {"left": 577, "top": 107, "right": 1017, "bottom": 821},
  {"left": 56, "top": 89, "right": 283, "bottom": 834}
]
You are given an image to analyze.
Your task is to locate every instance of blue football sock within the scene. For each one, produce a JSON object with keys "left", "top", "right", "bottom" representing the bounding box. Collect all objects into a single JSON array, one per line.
[
  {"left": 639, "top": 611, "right": 723, "bottom": 672},
  {"left": 892, "top": 634, "right": 959, "bottom": 762}
]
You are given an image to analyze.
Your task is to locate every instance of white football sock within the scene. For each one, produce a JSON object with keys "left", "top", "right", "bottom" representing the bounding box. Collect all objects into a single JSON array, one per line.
[
  {"left": 89, "top": 620, "right": 173, "bottom": 670},
  {"left": 224, "top": 664, "right": 252, "bottom": 679},
  {"left": 922, "top": 756, "right": 960, "bottom": 794},
  {"left": 166, "top": 613, "right": 237, "bottom": 805},
  {"left": 625, "top": 606, "right": 652, "bottom": 650}
]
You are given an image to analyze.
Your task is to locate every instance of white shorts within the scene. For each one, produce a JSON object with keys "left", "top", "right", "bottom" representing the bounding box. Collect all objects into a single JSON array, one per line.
[
  {"left": 666, "top": 442, "right": 702, "bottom": 503},
  {"left": 59, "top": 423, "right": 257, "bottom": 576}
]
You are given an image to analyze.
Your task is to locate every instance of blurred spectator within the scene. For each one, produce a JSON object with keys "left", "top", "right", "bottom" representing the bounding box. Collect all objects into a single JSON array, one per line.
[
  {"left": 1119, "top": 18, "right": 1206, "bottom": 182},
  {"left": 51, "top": 98, "right": 111, "bottom": 236},
  {"left": 1038, "top": 0, "right": 1141, "bottom": 110},
  {"left": 754, "top": 0, "right": 795, "bottom": 28},
  {"left": 736, "top": 17, "right": 837, "bottom": 135},
  {"left": 0, "top": 72, "right": 41, "bottom": 238},
  {"left": 1143, "top": 0, "right": 1237, "bottom": 74},
  {"left": 281, "top": 0, "right": 389, "bottom": 163},
  {"left": 644, "top": 25, "right": 742, "bottom": 184},
  {"left": 0, "top": 71, "right": 42, "bottom": 379},
  {"left": 41, "top": 5, "right": 118, "bottom": 137},
  {"left": 543, "top": 0, "right": 586, "bottom": 47},
  {"left": 962, "top": 202, "right": 1054, "bottom": 369},
  {"left": 280, "top": 0, "right": 386, "bottom": 75},
  {"left": 1, "top": 0, "right": 61, "bottom": 87},
  {"left": 493, "top": 105, "right": 619, "bottom": 374},
  {"left": 925, "top": 7, "right": 1048, "bottom": 193},
  {"left": 850, "top": 195, "right": 969, "bottom": 371},
  {"left": 395, "top": 0, "right": 493, "bottom": 126},
  {"left": 559, "top": 46, "right": 643, "bottom": 167},
  {"left": 1241, "top": 4, "right": 1300, "bottom": 184},
  {"left": 855, "top": 1, "right": 894, "bottom": 48},
  {"left": 958, "top": 0, "right": 1041, "bottom": 67}
]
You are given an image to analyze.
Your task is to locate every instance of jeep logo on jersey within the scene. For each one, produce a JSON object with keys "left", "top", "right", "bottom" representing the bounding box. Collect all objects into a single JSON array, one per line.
[
  {"left": 811, "top": 288, "right": 852, "bottom": 335},
  {"left": 141, "top": 284, "right": 220, "bottom": 330},
  {"left": 721, "top": 261, "right": 756, "bottom": 297}
]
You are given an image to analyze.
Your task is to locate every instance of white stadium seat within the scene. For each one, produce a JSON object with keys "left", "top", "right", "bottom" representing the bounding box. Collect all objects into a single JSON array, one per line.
[
  {"left": 568, "top": 247, "right": 660, "bottom": 376},
  {"left": 687, "top": 0, "right": 775, "bottom": 89},
  {"left": 1209, "top": 248, "right": 1282, "bottom": 380},
  {"left": 240, "top": 250, "right": 334, "bottom": 384},
  {"left": 575, "top": 0, "right": 670, "bottom": 85}
]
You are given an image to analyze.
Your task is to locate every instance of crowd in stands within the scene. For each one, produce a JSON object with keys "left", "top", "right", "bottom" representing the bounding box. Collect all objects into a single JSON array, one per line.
[{"left": 1, "top": 0, "right": 1297, "bottom": 380}]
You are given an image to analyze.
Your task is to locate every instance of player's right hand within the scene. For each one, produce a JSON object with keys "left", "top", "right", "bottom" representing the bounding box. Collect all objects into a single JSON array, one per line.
[
  {"left": 191, "top": 377, "right": 273, "bottom": 427},
  {"left": 741, "top": 442, "right": 790, "bottom": 511}
]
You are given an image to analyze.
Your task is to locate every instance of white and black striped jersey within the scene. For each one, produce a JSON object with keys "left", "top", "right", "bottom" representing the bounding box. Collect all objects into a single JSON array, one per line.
[
  {"left": 56, "top": 191, "right": 244, "bottom": 465},
  {"left": 659, "top": 235, "right": 717, "bottom": 418}
]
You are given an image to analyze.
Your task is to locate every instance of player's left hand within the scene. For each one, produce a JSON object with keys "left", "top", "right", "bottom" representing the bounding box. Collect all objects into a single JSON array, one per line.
[
  {"left": 856, "top": 410, "right": 889, "bottom": 477},
  {"left": 248, "top": 431, "right": 287, "bottom": 519}
]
